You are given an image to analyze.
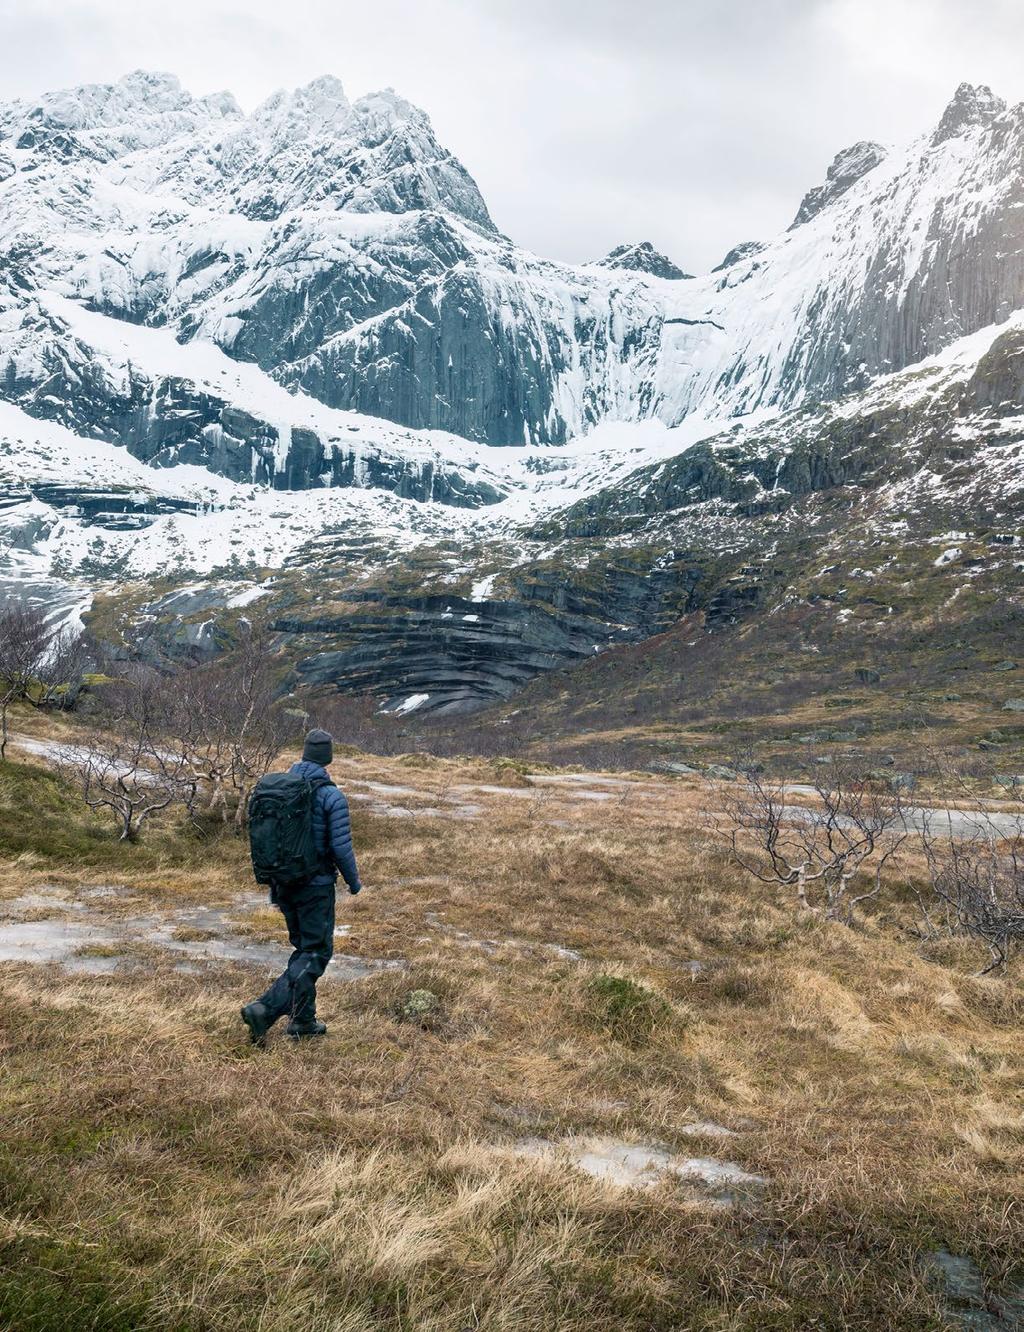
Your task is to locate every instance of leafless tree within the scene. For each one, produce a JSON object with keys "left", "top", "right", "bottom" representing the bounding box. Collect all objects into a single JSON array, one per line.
[
  {"left": 716, "top": 760, "right": 909, "bottom": 919},
  {"left": 32, "top": 625, "right": 91, "bottom": 709},
  {"left": 169, "top": 622, "right": 294, "bottom": 824},
  {"left": 57, "top": 667, "right": 197, "bottom": 841},
  {"left": 0, "top": 602, "right": 54, "bottom": 759},
  {"left": 924, "top": 835, "right": 1023, "bottom": 974},
  {"left": 917, "top": 768, "right": 1024, "bottom": 974}
]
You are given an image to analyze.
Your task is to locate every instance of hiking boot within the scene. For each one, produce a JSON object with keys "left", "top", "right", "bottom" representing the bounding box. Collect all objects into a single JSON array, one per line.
[
  {"left": 286, "top": 1017, "right": 327, "bottom": 1039},
  {"left": 241, "top": 1001, "right": 274, "bottom": 1048}
]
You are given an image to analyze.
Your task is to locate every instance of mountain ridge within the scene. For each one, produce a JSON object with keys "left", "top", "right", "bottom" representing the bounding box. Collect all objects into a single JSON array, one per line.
[
  {"left": 1, "top": 72, "right": 1022, "bottom": 728},
  {"left": 3, "top": 73, "right": 1023, "bottom": 455}
]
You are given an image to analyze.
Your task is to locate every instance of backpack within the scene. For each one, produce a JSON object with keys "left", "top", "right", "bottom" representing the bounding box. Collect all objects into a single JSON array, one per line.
[{"left": 248, "top": 771, "right": 333, "bottom": 889}]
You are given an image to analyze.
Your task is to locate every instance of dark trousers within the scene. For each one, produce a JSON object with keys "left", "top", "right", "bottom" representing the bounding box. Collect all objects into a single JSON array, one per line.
[{"left": 258, "top": 879, "right": 335, "bottom": 1024}]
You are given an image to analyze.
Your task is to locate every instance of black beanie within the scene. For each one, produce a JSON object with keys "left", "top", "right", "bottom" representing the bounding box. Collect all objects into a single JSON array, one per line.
[{"left": 302, "top": 728, "right": 333, "bottom": 766}]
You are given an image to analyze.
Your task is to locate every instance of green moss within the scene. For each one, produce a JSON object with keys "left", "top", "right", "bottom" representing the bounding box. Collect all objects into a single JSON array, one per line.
[
  {"left": 0, "top": 760, "right": 244, "bottom": 871},
  {"left": 0, "top": 1235, "right": 193, "bottom": 1332},
  {"left": 584, "top": 974, "right": 671, "bottom": 1044}
]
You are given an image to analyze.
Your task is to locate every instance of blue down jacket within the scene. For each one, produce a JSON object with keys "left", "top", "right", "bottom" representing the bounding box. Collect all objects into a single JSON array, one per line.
[{"left": 289, "top": 760, "right": 361, "bottom": 891}]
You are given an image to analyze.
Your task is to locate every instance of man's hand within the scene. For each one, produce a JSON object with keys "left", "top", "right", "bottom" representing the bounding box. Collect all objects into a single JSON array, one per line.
[{"left": 348, "top": 882, "right": 362, "bottom": 896}]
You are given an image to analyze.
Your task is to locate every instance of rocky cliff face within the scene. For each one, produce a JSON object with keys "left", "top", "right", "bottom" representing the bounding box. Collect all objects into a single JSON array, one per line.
[{"left": 2, "top": 73, "right": 1024, "bottom": 470}]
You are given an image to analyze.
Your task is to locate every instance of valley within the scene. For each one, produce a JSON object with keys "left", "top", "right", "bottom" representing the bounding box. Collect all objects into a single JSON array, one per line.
[{"left": 0, "top": 61, "right": 1023, "bottom": 1331}]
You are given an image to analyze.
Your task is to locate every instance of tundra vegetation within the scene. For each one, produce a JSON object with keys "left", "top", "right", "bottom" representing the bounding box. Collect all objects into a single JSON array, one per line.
[{"left": 0, "top": 673, "right": 1022, "bottom": 1331}]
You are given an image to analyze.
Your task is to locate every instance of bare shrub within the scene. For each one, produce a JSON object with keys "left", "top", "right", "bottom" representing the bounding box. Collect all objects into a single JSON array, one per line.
[
  {"left": 924, "top": 836, "right": 1024, "bottom": 974},
  {"left": 57, "top": 666, "right": 197, "bottom": 841},
  {"left": 31, "top": 625, "right": 91, "bottom": 710},
  {"left": 918, "top": 768, "right": 1024, "bottom": 974},
  {"left": 717, "top": 759, "right": 909, "bottom": 919},
  {"left": 0, "top": 602, "right": 56, "bottom": 758},
  {"left": 171, "top": 622, "right": 296, "bottom": 824}
]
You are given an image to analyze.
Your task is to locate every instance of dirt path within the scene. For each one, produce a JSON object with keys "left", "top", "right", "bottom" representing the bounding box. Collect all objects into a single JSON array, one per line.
[{"left": 11, "top": 732, "right": 1022, "bottom": 841}]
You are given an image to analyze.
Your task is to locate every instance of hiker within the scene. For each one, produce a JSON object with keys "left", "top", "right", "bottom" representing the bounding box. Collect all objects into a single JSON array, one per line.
[{"left": 241, "top": 728, "right": 362, "bottom": 1045}]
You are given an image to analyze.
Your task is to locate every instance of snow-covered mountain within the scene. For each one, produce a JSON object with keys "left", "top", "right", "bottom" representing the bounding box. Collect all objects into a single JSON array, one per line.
[
  {"left": 1, "top": 71, "right": 1023, "bottom": 715},
  {"left": 3, "top": 72, "right": 1023, "bottom": 460}
]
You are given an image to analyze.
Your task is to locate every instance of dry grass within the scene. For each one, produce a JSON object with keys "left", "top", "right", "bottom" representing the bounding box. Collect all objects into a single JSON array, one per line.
[{"left": 0, "top": 732, "right": 1022, "bottom": 1329}]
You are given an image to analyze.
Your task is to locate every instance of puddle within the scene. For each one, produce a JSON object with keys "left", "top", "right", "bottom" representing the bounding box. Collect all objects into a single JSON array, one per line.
[
  {"left": 921, "top": 1249, "right": 1024, "bottom": 1330},
  {"left": 350, "top": 781, "right": 425, "bottom": 798},
  {"left": 331, "top": 955, "right": 406, "bottom": 982},
  {"left": 492, "top": 777, "right": 621, "bottom": 802},
  {"left": 453, "top": 784, "right": 538, "bottom": 799},
  {"left": 148, "top": 922, "right": 293, "bottom": 969},
  {"left": 2, "top": 891, "right": 89, "bottom": 915},
  {"left": 512, "top": 1135, "right": 768, "bottom": 1200},
  {"left": 13, "top": 736, "right": 160, "bottom": 785},
  {"left": 544, "top": 943, "right": 584, "bottom": 962},
  {"left": 0, "top": 891, "right": 400, "bottom": 982},
  {"left": 351, "top": 794, "right": 482, "bottom": 821},
  {"left": 0, "top": 919, "right": 121, "bottom": 973}
]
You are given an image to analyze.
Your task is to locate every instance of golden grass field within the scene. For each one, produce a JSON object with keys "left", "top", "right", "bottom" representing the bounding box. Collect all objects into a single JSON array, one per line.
[{"left": 0, "top": 716, "right": 1022, "bottom": 1330}]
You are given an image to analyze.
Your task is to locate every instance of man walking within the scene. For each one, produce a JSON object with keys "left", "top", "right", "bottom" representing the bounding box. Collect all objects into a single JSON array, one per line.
[{"left": 241, "top": 728, "right": 362, "bottom": 1045}]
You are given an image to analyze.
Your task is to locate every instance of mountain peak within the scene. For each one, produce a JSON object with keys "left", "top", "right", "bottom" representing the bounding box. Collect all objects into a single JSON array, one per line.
[
  {"left": 252, "top": 75, "right": 351, "bottom": 140},
  {"left": 932, "top": 82, "right": 1006, "bottom": 145},
  {"left": 15, "top": 68, "right": 194, "bottom": 133},
  {"left": 350, "top": 88, "right": 432, "bottom": 144},
  {"left": 596, "top": 241, "right": 691, "bottom": 280},
  {"left": 789, "top": 140, "right": 887, "bottom": 230}
]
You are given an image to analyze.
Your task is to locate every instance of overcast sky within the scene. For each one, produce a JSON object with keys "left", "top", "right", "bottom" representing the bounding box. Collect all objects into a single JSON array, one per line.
[{"left": 1, "top": 0, "right": 1022, "bottom": 271}]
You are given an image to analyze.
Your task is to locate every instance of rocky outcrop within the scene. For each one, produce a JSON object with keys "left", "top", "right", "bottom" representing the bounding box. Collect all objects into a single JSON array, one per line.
[
  {"left": 279, "top": 546, "right": 709, "bottom": 713},
  {"left": 285, "top": 593, "right": 636, "bottom": 713},
  {"left": 4, "top": 339, "right": 504, "bottom": 507},
  {"left": 596, "top": 241, "right": 691, "bottom": 280},
  {"left": 789, "top": 141, "right": 887, "bottom": 229},
  {"left": 932, "top": 82, "right": 1006, "bottom": 146},
  {"left": 711, "top": 241, "right": 766, "bottom": 273},
  {"left": 119, "top": 549, "right": 709, "bottom": 714}
]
